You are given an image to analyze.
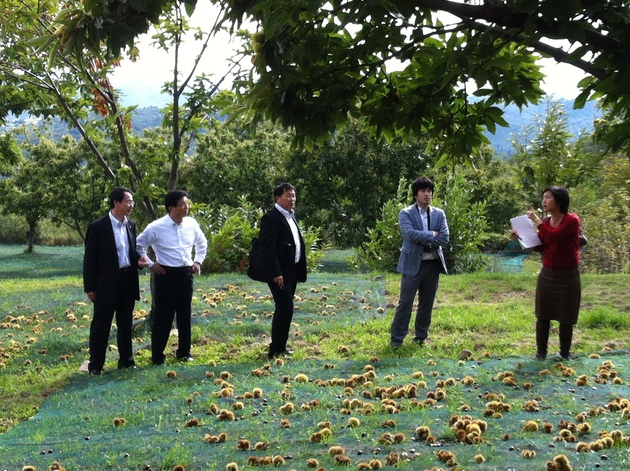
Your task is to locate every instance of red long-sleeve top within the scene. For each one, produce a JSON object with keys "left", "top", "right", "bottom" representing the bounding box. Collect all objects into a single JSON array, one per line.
[{"left": 536, "top": 212, "right": 581, "bottom": 271}]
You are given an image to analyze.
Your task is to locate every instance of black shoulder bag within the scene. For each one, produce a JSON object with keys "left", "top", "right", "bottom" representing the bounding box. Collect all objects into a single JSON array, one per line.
[{"left": 247, "top": 237, "right": 269, "bottom": 282}]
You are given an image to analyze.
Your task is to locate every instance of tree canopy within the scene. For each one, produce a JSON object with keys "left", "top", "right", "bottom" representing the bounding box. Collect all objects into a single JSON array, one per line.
[{"left": 46, "top": 0, "right": 630, "bottom": 161}]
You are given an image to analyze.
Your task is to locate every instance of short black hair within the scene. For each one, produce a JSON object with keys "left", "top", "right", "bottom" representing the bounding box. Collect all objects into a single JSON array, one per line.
[
  {"left": 542, "top": 186, "right": 570, "bottom": 214},
  {"left": 411, "top": 176, "right": 435, "bottom": 197},
  {"left": 274, "top": 183, "right": 296, "bottom": 199},
  {"left": 165, "top": 190, "right": 188, "bottom": 212},
  {"left": 108, "top": 187, "right": 132, "bottom": 209}
]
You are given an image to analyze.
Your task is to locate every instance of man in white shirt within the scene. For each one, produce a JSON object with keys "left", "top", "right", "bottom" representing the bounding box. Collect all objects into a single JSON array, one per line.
[{"left": 137, "top": 190, "right": 208, "bottom": 365}]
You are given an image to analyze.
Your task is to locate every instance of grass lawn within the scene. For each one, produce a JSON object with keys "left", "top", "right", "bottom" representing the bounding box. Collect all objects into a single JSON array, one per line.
[{"left": 0, "top": 244, "right": 629, "bottom": 470}]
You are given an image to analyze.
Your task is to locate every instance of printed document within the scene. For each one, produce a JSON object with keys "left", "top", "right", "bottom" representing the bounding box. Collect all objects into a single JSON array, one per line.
[{"left": 510, "top": 215, "right": 542, "bottom": 249}]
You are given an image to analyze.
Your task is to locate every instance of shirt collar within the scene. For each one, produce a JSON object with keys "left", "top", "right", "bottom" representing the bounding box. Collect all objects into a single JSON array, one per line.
[
  {"left": 109, "top": 211, "right": 127, "bottom": 226},
  {"left": 167, "top": 214, "right": 184, "bottom": 226},
  {"left": 416, "top": 204, "right": 430, "bottom": 215},
  {"left": 275, "top": 203, "right": 294, "bottom": 218}
]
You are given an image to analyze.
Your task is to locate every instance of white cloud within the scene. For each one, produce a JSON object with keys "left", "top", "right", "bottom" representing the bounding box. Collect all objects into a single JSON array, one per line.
[
  {"left": 538, "top": 58, "right": 588, "bottom": 100},
  {"left": 110, "top": 3, "right": 244, "bottom": 107}
]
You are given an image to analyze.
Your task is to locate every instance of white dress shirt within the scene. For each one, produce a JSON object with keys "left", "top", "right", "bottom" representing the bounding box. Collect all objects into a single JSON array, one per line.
[
  {"left": 109, "top": 211, "right": 131, "bottom": 268},
  {"left": 275, "top": 203, "right": 301, "bottom": 264},
  {"left": 417, "top": 204, "right": 430, "bottom": 231},
  {"left": 136, "top": 214, "right": 208, "bottom": 267}
]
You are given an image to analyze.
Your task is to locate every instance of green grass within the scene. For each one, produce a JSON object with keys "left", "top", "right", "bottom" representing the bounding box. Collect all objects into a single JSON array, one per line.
[{"left": 0, "top": 245, "right": 629, "bottom": 470}]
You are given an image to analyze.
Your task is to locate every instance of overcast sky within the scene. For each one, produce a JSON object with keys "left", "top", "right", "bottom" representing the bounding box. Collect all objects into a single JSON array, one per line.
[{"left": 110, "top": 9, "right": 588, "bottom": 109}]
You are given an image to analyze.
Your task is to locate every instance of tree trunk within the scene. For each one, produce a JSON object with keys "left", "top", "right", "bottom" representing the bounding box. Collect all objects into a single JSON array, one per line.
[{"left": 26, "top": 220, "right": 37, "bottom": 253}]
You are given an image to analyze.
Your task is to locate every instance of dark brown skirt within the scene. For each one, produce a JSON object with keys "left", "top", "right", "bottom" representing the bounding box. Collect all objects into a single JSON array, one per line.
[{"left": 535, "top": 267, "right": 581, "bottom": 324}]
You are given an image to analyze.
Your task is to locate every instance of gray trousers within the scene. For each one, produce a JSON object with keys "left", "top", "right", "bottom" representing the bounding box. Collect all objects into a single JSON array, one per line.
[{"left": 390, "top": 260, "right": 442, "bottom": 344}]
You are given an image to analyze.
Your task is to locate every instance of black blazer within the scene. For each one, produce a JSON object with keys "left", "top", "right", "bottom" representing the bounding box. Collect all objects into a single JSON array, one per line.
[
  {"left": 83, "top": 215, "right": 141, "bottom": 306},
  {"left": 257, "top": 207, "right": 307, "bottom": 283}
]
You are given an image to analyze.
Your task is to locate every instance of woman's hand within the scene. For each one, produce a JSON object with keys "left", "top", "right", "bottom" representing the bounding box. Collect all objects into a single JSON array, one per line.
[
  {"left": 510, "top": 230, "right": 519, "bottom": 240},
  {"left": 527, "top": 209, "right": 542, "bottom": 228}
]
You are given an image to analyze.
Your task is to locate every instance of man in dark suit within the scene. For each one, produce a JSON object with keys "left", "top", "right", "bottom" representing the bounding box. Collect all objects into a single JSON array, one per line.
[
  {"left": 83, "top": 187, "right": 145, "bottom": 375},
  {"left": 257, "top": 183, "right": 307, "bottom": 359}
]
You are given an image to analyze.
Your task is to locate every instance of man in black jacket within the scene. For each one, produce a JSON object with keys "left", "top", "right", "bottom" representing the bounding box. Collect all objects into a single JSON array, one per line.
[
  {"left": 257, "top": 183, "right": 307, "bottom": 359},
  {"left": 83, "top": 187, "right": 145, "bottom": 374}
]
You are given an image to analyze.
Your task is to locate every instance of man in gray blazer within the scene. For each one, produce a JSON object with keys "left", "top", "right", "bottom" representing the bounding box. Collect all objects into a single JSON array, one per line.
[{"left": 390, "top": 176, "right": 449, "bottom": 347}]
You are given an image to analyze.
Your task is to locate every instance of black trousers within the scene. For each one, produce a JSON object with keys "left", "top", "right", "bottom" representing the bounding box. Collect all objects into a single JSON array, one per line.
[
  {"left": 267, "top": 276, "right": 297, "bottom": 357},
  {"left": 151, "top": 266, "right": 194, "bottom": 364},
  {"left": 89, "top": 268, "right": 136, "bottom": 371}
]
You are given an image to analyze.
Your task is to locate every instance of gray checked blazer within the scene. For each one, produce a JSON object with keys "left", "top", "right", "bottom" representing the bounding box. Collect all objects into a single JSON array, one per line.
[{"left": 396, "top": 204, "right": 449, "bottom": 276}]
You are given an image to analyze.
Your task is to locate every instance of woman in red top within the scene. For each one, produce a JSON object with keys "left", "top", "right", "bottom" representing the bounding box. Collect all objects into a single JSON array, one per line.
[{"left": 514, "top": 186, "right": 581, "bottom": 360}]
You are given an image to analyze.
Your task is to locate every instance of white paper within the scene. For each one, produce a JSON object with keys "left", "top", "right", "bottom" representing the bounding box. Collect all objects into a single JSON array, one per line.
[{"left": 510, "top": 215, "right": 542, "bottom": 249}]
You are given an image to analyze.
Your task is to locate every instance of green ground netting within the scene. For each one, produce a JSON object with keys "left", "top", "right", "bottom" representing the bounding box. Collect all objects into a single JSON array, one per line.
[
  {"left": 0, "top": 273, "right": 387, "bottom": 369},
  {"left": 185, "top": 274, "right": 388, "bottom": 338},
  {"left": 1, "top": 353, "right": 628, "bottom": 470}
]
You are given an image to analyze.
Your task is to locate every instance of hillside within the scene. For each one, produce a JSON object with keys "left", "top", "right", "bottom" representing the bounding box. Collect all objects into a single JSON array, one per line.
[
  {"left": 488, "top": 99, "right": 601, "bottom": 156},
  {"left": 4, "top": 100, "right": 600, "bottom": 155}
]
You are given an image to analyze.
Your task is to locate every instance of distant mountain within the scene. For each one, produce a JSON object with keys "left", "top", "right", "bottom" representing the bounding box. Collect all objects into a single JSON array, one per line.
[
  {"left": 485, "top": 99, "right": 601, "bottom": 156},
  {"left": 4, "top": 100, "right": 600, "bottom": 156},
  {"left": 3, "top": 107, "right": 164, "bottom": 142}
]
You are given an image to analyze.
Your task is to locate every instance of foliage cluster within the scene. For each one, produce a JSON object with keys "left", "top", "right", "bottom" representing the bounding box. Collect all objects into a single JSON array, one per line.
[
  {"left": 0, "top": 209, "right": 82, "bottom": 247},
  {"left": 351, "top": 181, "right": 408, "bottom": 273},
  {"left": 195, "top": 197, "right": 325, "bottom": 275},
  {"left": 2, "top": 0, "right": 630, "bottom": 278},
  {"left": 196, "top": 198, "right": 263, "bottom": 274},
  {"left": 579, "top": 188, "right": 630, "bottom": 274},
  {"left": 354, "top": 174, "right": 490, "bottom": 274},
  {"left": 438, "top": 173, "right": 489, "bottom": 273},
  {"left": 180, "top": 118, "right": 433, "bottom": 249},
  {"left": 3, "top": 94, "right": 630, "bottom": 273}
]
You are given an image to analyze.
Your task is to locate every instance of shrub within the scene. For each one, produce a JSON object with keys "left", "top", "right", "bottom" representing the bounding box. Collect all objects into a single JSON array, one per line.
[
  {"left": 196, "top": 196, "right": 324, "bottom": 274},
  {"left": 0, "top": 214, "right": 82, "bottom": 246},
  {"left": 38, "top": 219, "right": 83, "bottom": 246},
  {"left": 353, "top": 174, "right": 490, "bottom": 274},
  {"left": 302, "top": 226, "right": 326, "bottom": 274},
  {"left": 438, "top": 173, "right": 489, "bottom": 274},
  {"left": 197, "top": 198, "right": 263, "bottom": 273},
  {"left": 351, "top": 180, "right": 407, "bottom": 272},
  {"left": 579, "top": 193, "right": 630, "bottom": 273},
  {"left": 0, "top": 212, "right": 29, "bottom": 244},
  {"left": 482, "top": 232, "right": 514, "bottom": 254}
]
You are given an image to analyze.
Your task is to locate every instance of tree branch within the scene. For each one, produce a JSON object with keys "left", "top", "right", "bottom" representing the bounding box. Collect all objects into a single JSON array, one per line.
[{"left": 411, "top": 0, "right": 617, "bottom": 80}]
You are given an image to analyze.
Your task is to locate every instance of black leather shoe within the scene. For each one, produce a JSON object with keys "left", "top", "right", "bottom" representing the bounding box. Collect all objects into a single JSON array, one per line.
[
  {"left": 89, "top": 369, "right": 102, "bottom": 376},
  {"left": 413, "top": 338, "right": 425, "bottom": 346},
  {"left": 280, "top": 350, "right": 294, "bottom": 356},
  {"left": 178, "top": 355, "right": 194, "bottom": 362}
]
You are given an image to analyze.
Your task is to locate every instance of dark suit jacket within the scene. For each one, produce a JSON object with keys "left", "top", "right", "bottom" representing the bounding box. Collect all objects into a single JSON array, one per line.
[
  {"left": 83, "top": 214, "right": 141, "bottom": 306},
  {"left": 257, "top": 207, "right": 307, "bottom": 283}
]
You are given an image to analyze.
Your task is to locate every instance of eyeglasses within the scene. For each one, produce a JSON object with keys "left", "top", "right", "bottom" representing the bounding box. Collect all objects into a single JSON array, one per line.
[
  {"left": 177, "top": 201, "right": 191, "bottom": 208},
  {"left": 122, "top": 200, "right": 135, "bottom": 206}
]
